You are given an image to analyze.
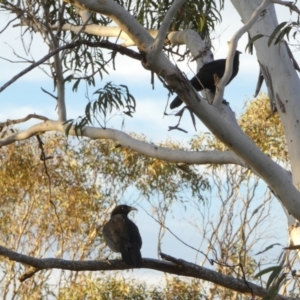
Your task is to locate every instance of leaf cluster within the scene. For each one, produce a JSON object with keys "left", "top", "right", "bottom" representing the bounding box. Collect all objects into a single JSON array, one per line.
[
  {"left": 110, "top": 0, "right": 224, "bottom": 37},
  {"left": 254, "top": 247, "right": 300, "bottom": 299},
  {"left": 268, "top": 17, "right": 300, "bottom": 46},
  {"left": 84, "top": 136, "right": 210, "bottom": 202},
  {"left": 58, "top": 275, "right": 205, "bottom": 300},
  {"left": 190, "top": 94, "right": 288, "bottom": 163},
  {"left": 0, "top": 132, "right": 211, "bottom": 296},
  {"left": 92, "top": 82, "right": 136, "bottom": 118},
  {"left": 239, "top": 94, "right": 288, "bottom": 162},
  {"left": 65, "top": 82, "right": 136, "bottom": 134}
]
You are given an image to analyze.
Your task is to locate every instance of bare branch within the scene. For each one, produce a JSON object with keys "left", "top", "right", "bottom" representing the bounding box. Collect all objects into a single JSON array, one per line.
[
  {"left": 214, "top": 0, "right": 271, "bottom": 106},
  {"left": 152, "top": 0, "right": 186, "bottom": 52},
  {"left": 19, "top": 268, "right": 39, "bottom": 282},
  {"left": 63, "top": 0, "right": 154, "bottom": 50},
  {"left": 0, "top": 40, "right": 142, "bottom": 93},
  {"left": 51, "top": 24, "right": 158, "bottom": 47},
  {"left": 0, "top": 244, "right": 294, "bottom": 300},
  {"left": 0, "top": 120, "right": 247, "bottom": 166},
  {"left": 0, "top": 15, "right": 20, "bottom": 34},
  {"left": 271, "top": 0, "right": 300, "bottom": 15},
  {"left": 0, "top": 114, "right": 49, "bottom": 127},
  {"left": 160, "top": 253, "right": 293, "bottom": 300}
]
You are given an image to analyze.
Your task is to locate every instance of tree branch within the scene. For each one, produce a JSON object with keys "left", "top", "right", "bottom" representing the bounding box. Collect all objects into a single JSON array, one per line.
[
  {"left": 214, "top": 0, "right": 271, "bottom": 106},
  {"left": 0, "top": 120, "right": 246, "bottom": 166},
  {"left": 160, "top": 253, "right": 294, "bottom": 300},
  {"left": 271, "top": 0, "right": 300, "bottom": 15},
  {"left": 152, "top": 0, "right": 186, "bottom": 52},
  {"left": 0, "top": 114, "right": 49, "bottom": 127},
  {"left": 41, "top": 0, "right": 67, "bottom": 123},
  {"left": 64, "top": 0, "right": 154, "bottom": 51},
  {"left": 51, "top": 24, "right": 158, "bottom": 47},
  {"left": 0, "top": 40, "right": 142, "bottom": 93},
  {"left": 0, "top": 245, "right": 294, "bottom": 299}
]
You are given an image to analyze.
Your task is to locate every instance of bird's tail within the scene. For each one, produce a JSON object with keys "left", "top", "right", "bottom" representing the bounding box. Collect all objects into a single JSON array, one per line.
[
  {"left": 170, "top": 95, "right": 183, "bottom": 109},
  {"left": 130, "top": 248, "right": 142, "bottom": 268},
  {"left": 121, "top": 247, "right": 142, "bottom": 268}
]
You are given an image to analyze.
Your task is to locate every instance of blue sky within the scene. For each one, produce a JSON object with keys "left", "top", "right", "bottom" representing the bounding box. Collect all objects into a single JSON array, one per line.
[
  {"left": 0, "top": 0, "right": 296, "bottom": 287},
  {"left": 0, "top": 1, "right": 263, "bottom": 142}
]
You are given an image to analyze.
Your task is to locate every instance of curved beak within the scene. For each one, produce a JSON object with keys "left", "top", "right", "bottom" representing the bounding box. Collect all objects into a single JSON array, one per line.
[{"left": 129, "top": 206, "right": 138, "bottom": 212}]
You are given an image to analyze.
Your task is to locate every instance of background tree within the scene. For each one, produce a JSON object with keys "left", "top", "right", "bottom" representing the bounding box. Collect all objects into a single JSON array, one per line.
[{"left": 1, "top": 0, "right": 300, "bottom": 298}]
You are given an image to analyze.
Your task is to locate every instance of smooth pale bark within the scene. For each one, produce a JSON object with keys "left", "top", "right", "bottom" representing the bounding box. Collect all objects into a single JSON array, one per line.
[
  {"left": 0, "top": 121, "right": 246, "bottom": 166},
  {"left": 232, "top": 0, "right": 300, "bottom": 189},
  {"left": 231, "top": 0, "right": 300, "bottom": 244},
  {"left": 53, "top": 24, "right": 159, "bottom": 46}
]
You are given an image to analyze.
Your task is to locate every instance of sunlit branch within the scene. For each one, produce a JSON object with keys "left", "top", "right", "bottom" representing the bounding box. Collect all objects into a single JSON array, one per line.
[
  {"left": 0, "top": 120, "right": 246, "bottom": 166},
  {"left": 153, "top": 0, "right": 186, "bottom": 52},
  {"left": 52, "top": 24, "right": 159, "bottom": 47},
  {"left": 214, "top": 0, "right": 271, "bottom": 106},
  {"left": 0, "top": 114, "right": 49, "bottom": 128},
  {"left": 64, "top": 0, "right": 154, "bottom": 51}
]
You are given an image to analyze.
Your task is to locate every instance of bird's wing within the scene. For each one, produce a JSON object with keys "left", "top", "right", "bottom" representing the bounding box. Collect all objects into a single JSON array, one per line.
[
  {"left": 102, "top": 215, "right": 128, "bottom": 252},
  {"left": 103, "top": 215, "right": 142, "bottom": 266},
  {"left": 103, "top": 215, "right": 142, "bottom": 251},
  {"left": 199, "top": 59, "right": 226, "bottom": 77}
]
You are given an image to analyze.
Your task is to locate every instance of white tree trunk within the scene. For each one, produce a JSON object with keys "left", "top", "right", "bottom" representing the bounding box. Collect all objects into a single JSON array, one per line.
[{"left": 231, "top": 0, "right": 300, "bottom": 243}]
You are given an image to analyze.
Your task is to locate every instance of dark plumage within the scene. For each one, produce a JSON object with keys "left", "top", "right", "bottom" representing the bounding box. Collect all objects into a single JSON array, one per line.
[
  {"left": 102, "top": 205, "right": 142, "bottom": 267},
  {"left": 170, "top": 51, "right": 241, "bottom": 109}
]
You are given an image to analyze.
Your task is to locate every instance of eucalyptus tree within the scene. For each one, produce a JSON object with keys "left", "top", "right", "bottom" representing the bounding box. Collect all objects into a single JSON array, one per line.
[{"left": 1, "top": 0, "right": 300, "bottom": 298}]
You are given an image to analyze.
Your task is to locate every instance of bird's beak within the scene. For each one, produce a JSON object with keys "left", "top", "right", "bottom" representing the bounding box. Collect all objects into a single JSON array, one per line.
[{"left": 129, "top": 206, "right": 138, "bottom": 212}]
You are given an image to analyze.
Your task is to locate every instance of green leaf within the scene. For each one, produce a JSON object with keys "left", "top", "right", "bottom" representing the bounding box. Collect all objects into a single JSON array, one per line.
[
  {"left": 245, "top": 34, "right": 264, "bottom": 52},
  {"left": 254, "top": 266, "right": 282, "bottom": 280},
  {"left": 85, "top": 102, "right": 93, "bottom": 124},
  {"left": 64, "top": 119, "right": 74, "bottom": 137},
  {"left": 255, "top": 243, "right": 281, "bottom": 255},
  {"left": 72, "top": 79, "right": 81, "bottom": 92},
  {"left": 266, "top": 266, "right": 282, "bottom": 289},
  {"left": 268, "top": 22, "right": 288, "bottom": 46}
]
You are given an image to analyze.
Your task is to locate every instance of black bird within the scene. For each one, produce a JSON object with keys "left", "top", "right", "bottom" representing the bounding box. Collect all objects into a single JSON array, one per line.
[
  {"left": 170, "top": 50, "right": 241, "bottom": 109},
  {"left": 102, "top": 204, "right": 142, "bottom": 267}
]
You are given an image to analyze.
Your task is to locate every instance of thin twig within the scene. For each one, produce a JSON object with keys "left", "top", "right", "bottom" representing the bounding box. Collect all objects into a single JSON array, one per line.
[
  {"left": 271, "top": 0, "right": 300, "bottom": 15},
  {"left": 0, "top": 114, "right": 48, "bottom": 127},
  {"left": 0, "top": 40, "right": 142, "bottom": 93},
  {"left": 35, "top": 135, "right": 64, "bottom": 238}
]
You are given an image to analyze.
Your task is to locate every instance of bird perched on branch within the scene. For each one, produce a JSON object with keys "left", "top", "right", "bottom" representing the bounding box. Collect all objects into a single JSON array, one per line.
[
  {"left": 102, "top": 204, "right": 142, "bottom": 267},
  {"left": 170, "top": 50, "right": 241, "bottom": 109}
]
